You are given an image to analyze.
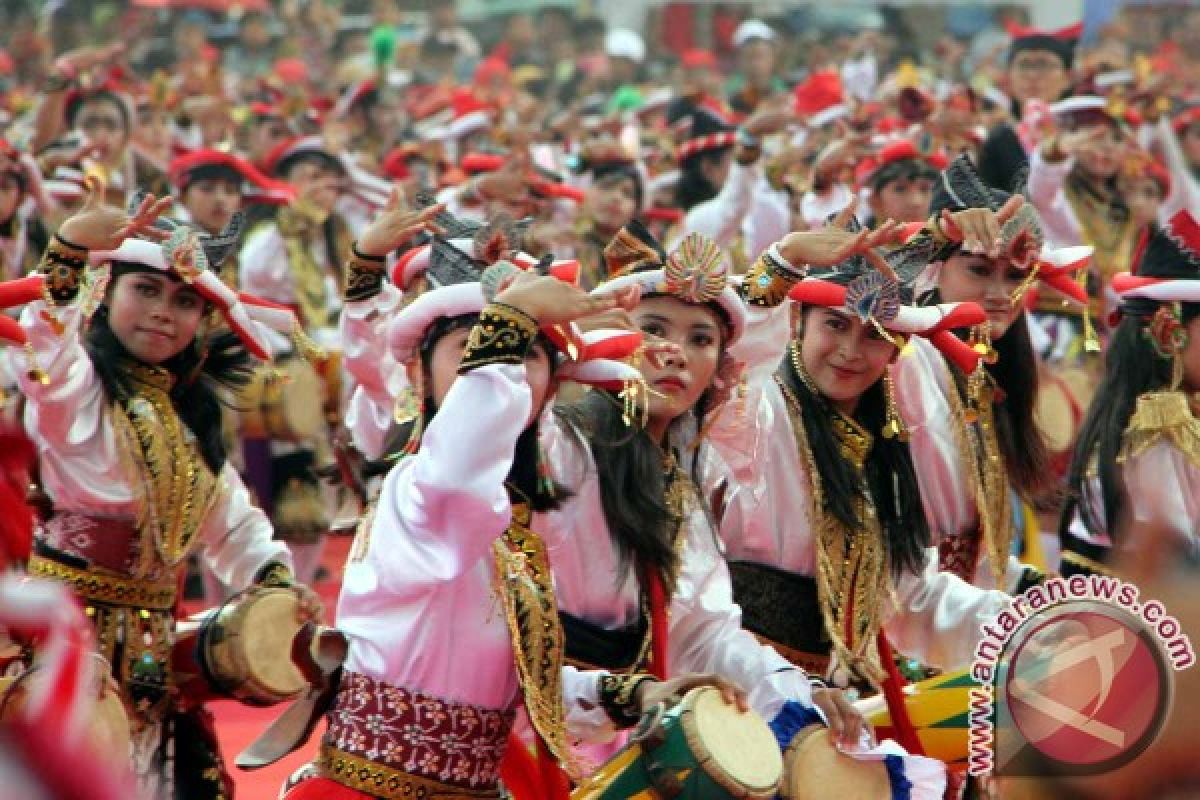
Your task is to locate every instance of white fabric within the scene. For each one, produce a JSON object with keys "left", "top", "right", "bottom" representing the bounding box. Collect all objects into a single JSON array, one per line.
[
  {"left": 15, "top": 299, "right": 292, "bottom": 588},
  {"left": 673, "top": 162, "right": 791, "bottom": 268},
  {"left": 892, "top": 336, "right": 1029, "bottom": 592},
  {"left": 338, "top": 361, "right": 607, "bottom": 732},
  {"left": 1068, "top": 440, "right": 1200, "bottom": 559},
  {"left": 540, "top": 419, "right": 812, "bottom": 741},
  {"left": 703, "top": 307, "right": 1010, "bottom": 674},
  {"left": 1026, "top": 148, "right": 1083, "bottom": 249},
  {"left": 341, "top": 286, "right": 407, "bottom": 460},
  {"left": 238, "top": 222, "right": 343, "bottom": 350}
]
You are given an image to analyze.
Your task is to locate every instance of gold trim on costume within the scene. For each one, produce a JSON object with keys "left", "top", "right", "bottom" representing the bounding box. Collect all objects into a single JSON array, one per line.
[
  {"left": 777, "top": 373, "right": 889, "bottom": 688},
  {"left": 742, "top": 252, "right": 797, "bottom": 308},
  {"left": 28, "top": 555, "right": 177, "bottom": 610},
  {"left": 318, "top": 746, "right": 501, "bottom": 799},
  {"left": 114, "top": 362, "right": 219, "bottom": 569},
  {"left": 1060, "top": 550, "right": 1115, "bottom": 577},
  {"left": 491, "top": 505, "right": 580, "bottom": 779},
  {"left": 459, "top": 303, "right": 538, "bottom": 372},
  {"left": 941, "top": 360, "right": 1015, "bottom": 588},
  {"left": 1119, "top": 390, "right": 1200, "bottom": 470}
]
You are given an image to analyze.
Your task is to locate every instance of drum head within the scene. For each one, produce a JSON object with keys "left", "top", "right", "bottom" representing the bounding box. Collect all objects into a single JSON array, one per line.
[
  {"left": 237, "top": 590, "right": 307, "bottom": 697},
  {"left": 280, "top": 360, "right": 325, "bottom": 440},
  {"left": 682, "top": 687, "right": 783, "bottom": 797},
  {"left": 0, "top": 668, "right": 132, "bottom": 764},
  {"left": 1034, "top": 379, "right": 1074, "bottom": 454},
  {"left": 782, "top": 726, "right": 891, "bottom": 800}
]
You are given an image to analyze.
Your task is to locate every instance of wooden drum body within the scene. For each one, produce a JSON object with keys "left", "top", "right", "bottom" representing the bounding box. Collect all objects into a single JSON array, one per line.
[{"left": 572, "top": 687, "right": 782, "bottom": 800}]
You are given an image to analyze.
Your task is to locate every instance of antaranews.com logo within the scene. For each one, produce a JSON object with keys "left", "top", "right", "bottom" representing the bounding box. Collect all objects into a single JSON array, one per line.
[{"left": 967, "top": 574, "right": 1195, "bottom": 777}]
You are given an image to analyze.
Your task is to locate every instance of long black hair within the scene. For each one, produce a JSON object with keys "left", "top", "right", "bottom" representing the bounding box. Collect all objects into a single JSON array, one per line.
[
  {"left": 673, "top": 147, "right": 732, "bottom": 211},
  {"left": 1061, "top": 301, "right": 1200, "bottom": 536},
  {"left": 370, "top": 312, "right": 567, "bottom": 512},
  {"left": 783, "top": 317, "right": 929, "bottom": 578},
  {"left": 923, "top": 282, "right": 1052, "bottom": 502},
  {"left": 85, "top": 267, "right": 254, "bottom": 473},
  {"left": 554, "top": 389, "right": 706, "bottom": 594}
]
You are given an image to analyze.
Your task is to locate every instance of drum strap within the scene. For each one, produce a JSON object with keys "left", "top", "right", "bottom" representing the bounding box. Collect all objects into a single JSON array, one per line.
[{"left": 875, "top": 633, "right": 925, "bottom": 757}]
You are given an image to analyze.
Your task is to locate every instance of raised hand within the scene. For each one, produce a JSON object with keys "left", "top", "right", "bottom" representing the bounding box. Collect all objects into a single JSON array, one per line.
[
  {"left": 355, "top": 192, "right": 446, "bottom": 258},
  {"left": 777, "top": 201, "right": 905, "bottom": 268},
  {"left": 57, "top": 177, "right": 173, "bottom": 251},
  {"left": 939, "top": 193, "right": 1025, "bottom": 258},
  {"left": 495, "top": 271, "right": 639, "bottom": 327}
]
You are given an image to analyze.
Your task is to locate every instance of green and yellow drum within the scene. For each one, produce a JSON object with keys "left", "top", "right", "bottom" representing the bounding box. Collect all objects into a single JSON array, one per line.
[
  {"left": 854, "top": 668, "right": 979, "bottom": 766},
  {"left": 572, "top": 687, "right": 782, "bottom": 800}
]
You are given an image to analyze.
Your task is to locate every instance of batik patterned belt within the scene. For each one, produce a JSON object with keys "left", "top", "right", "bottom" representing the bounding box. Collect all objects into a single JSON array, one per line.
[{"left": 320, "top": 671, "right": 513, "bottom": 799}]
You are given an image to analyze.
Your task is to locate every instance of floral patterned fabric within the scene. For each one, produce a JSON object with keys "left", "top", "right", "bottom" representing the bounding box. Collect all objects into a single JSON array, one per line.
[{"left": 322, "top": 670, "right": 515, "bottom": 791}]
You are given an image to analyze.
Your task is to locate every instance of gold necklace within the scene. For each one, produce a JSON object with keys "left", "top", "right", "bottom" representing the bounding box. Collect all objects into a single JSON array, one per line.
[
  {"left": 112, "top": 362, "right": 218, "bottom": 572},
  {"left": 777, "top": 376, "right": 889, "bottom": 687},
  {"left": 943, "top": 361, "right": 1013, "bottom": 587}
]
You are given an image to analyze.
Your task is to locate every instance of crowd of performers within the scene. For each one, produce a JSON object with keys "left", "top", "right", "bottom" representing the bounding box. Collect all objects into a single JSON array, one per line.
[{"left": 0, "top": 5, "right": 1196, "bottom": 799}]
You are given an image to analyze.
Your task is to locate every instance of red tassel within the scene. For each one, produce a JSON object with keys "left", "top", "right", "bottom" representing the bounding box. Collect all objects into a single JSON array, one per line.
[
  {"left": 875, "top": 632, "right": 926, "bottom": 756},
  {"left": 646, "top": 569, "right": 669, "bottom": 680}
]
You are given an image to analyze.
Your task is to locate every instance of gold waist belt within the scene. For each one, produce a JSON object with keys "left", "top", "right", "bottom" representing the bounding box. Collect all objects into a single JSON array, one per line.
[
  {"left": 28, "top": 555, "right": 177, "bottom": 611},
  {"left": 318, "top": 745, "right": 502, "bottom": 800}
]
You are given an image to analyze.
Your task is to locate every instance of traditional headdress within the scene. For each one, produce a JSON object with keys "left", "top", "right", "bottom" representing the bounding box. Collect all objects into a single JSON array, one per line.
[
  {"left": 386, "top": 211, "right": 641, "bottom": 451},
  {"left": 1005, "top": 20, "right": 1083, "bottom": 69},
  {"left": 169, "top": 149, "right": 295, "bottom": 206},
  {"left": 1108, "top": 210, "right": 1200, "bottom": 449},
  {"left": 0, "top": 203, "right": 304, "bottom": 365},
  {"left": 597, "top": 220, "right": 746, "bottom": 345},
  {"left": 667, "top": 103, "right": 737, "bottom": 164}
]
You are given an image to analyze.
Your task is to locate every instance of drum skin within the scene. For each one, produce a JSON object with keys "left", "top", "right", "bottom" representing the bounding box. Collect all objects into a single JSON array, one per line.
[
  {"left": 571, "top": 687, "right": 781, "bottom": 800},
  {"left": 0, "top": 663, "right": 132, "bottom": 764},
  {"left": 175, "top": 589, "right": 308, "bottom": 707},
  {"left": 237, "top": 360, "right": 325, "bottom": 442},
  {"left": 781, "top": 725, "right": 891, "bottom": 800}
]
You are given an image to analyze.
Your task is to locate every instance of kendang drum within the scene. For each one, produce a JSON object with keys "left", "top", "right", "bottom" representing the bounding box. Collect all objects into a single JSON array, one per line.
[
  {"left": 173, "top": 588, "right": 310, "bottom": 707},
  {"left": 0, "top": 654, "right": 131, "bottom": 762},
  {"left": 780, "top": 725, "right": 892, "bottom": 800},
  {"left": 572, "top": 686, "right": 782, "bottom": 800},
  {"left": 237, "top": 358, "right": 325, "bottom": 442},
  {"left": 1034, "top": 364, "right": 1093, "bottom": 478},
  {"left": 854, "top": 669, "right": 977, "bottom": 767}
]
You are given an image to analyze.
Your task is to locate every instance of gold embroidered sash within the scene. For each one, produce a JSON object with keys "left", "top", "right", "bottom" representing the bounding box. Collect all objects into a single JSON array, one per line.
[{"left": 491, "top": 504, "right": 580, "bottom": 779}]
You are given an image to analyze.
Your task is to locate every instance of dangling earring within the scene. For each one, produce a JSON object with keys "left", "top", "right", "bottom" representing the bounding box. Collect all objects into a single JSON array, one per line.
[
  {"left": 788, "top": 341, "right": 819, "bottom": 394},
  {"left": 882, "top": 342, "right": 908, "bottom": 442}
]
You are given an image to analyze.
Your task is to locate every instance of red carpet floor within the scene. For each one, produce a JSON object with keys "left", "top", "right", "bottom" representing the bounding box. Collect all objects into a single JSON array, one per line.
[{"left": 208, "top": 535, "right": 350, "bottom": 800}]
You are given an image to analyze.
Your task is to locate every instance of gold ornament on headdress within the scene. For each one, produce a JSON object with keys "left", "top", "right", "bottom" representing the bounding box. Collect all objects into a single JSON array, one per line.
[
  {"left": 663, "top": 233, "right": 727, "bottom": 304},
  {"left": 603, "top": 226, "right": 665, "bottom": 279}
]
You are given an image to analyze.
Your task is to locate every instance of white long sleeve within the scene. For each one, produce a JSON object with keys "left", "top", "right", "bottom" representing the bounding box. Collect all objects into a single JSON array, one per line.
[
  {"left": 340, "top": 284, "right": 407, "bottom": 459},
  {"left": 1027, "top": 149, "right": 1083, "bottom": 248},
  {"left": 17, "top": 297, "right": 292, "bottom": 582}
]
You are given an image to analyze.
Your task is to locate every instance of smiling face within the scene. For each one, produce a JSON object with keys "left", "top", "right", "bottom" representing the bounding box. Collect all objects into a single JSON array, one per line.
[
  {"left": 935, "top": 251, "right": 1028, "bottom": 338},
  {"left": 634, "top": 296, "right": 724, "bottom": 436},
  {"left": 107, "top": 271, "right": 207, "bottom": 364},
  {"left": 798, "top": 307, "right": 896, "bottom": 414}
]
